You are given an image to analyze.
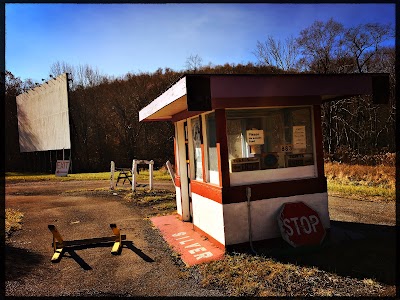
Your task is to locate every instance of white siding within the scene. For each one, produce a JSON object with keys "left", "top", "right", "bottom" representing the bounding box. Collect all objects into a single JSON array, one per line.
[
  {"left": 230, "top": 165, "right": 316, "bottom": 186},
  {"left": 223, "top": 192, "right": 329, "bottom": 245},
  {"left": 175, "top": 186, "right": 182, "bottom": 216},
  {"left": 192, "top": 193, "right": 225, "bottom": 245}
]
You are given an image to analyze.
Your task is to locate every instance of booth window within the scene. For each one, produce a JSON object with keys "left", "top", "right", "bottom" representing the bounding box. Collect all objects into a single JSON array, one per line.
[
  {"left": 191, "top": 116, "right": 203, "bottom": 180},
  {"left": 226, "top": 107, "right": 315, "bottom": 172},
  {"left": 205, "top": 112, "right": 219, "bottom": 184}
]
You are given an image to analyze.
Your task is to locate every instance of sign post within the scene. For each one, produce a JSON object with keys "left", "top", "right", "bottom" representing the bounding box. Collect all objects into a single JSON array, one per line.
[
  {"left": 110, "top": 161, "right": 115, "bottom": 190},
  {"left": 278, "top": 201, "right": 325, "bottom": 247},
  {"left": 166, "top": 160, "right": 176, "bottom": 187}
]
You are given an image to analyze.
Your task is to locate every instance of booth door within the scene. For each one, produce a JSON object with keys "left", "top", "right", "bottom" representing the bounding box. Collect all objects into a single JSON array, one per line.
[
  {"left": 176, "top": 120, "right": 192, "bottom": 222},
  {"left": 184, "top": 121, "right": 193, "bottom": 222}
]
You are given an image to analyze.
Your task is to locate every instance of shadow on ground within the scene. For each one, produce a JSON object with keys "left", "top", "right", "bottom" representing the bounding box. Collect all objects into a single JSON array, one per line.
[
  {"left": 228, "top": 221, "right": 396, "bottom": 285},
  {"left": 5, "top": 245, "right": 46, "bottom": 281},
  {"left": 53, "top": 240, "right": 154, "bottom": 269}
]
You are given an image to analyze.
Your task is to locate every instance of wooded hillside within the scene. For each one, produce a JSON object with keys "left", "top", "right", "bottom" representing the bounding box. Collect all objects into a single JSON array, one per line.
[{"left": 4, "top": 19, "right": 395, "bottom": 172}]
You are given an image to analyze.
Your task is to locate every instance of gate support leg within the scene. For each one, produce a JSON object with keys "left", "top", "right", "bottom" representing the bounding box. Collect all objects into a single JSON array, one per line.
[
  {"left": 110, "top": 223, "right": 122, "bottom": 255},
  {"left": 48, "top": 225, "right": 65, "bottom": 262}
]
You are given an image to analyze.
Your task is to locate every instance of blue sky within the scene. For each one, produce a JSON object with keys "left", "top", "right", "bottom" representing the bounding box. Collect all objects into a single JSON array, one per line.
[{"left": 6, "top": 3, "right": 395, "bottom": 83}]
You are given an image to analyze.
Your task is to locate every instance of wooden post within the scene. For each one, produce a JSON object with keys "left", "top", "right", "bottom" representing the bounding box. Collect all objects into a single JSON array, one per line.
[
  {"left": 110, "top": 161, "right": 115, "bottom": 190},
  {"left": 149, "top": 160, "right": 154, "bottom": 190},
  {"left": 132, "top": 159, "right": 137, "bottom": 192}
]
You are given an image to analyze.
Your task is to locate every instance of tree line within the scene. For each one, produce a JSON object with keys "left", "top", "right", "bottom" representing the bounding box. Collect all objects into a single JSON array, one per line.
[{"left": 4, "top": 19, "right": 395, "bottom": 172}]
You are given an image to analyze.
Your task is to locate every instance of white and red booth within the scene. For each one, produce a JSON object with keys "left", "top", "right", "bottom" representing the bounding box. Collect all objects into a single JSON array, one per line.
[{"left": 139, "top": 74, "right": 388, "bottom": 249}]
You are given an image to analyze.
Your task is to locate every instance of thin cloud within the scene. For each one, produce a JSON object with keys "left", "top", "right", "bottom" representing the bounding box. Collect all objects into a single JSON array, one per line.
[{"left": 6, "top": 3, "right": 395, "bottom": 82}]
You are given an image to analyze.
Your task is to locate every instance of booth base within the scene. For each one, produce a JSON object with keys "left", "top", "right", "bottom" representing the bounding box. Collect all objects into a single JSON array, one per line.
[{"left": 151, "top": 214, "right": 224, "bottom": 266}]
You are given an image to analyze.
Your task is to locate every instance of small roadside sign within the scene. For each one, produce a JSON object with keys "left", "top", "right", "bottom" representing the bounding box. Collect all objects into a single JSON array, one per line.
[
  {"left": 278, "top": 201, "right": 326, "bottom": 247},
  {"left": 55, "top": 160, "right": 70, "bottom": 177}
]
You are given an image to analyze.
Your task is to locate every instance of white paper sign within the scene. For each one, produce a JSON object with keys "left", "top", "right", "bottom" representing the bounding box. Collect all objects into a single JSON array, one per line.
[
  {"left": 55, "top": 160, "right": 70, "bottom": 177},
  {"left": 247, "top": 130, "right": 264, "bottom": 145},
  {"left": 293, "top": 126, "right": 306, "bottom": 149}
]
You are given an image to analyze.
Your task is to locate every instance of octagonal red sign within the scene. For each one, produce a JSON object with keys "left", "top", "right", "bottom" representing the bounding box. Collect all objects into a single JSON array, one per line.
[{"left": 277, "top": 201, "right": 326, "bottom": 248}]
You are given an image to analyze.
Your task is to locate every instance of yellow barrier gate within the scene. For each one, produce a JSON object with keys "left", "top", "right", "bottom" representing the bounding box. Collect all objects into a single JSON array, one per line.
[{"left": 48, "top": 224, "right": 126, "bottom": 262}]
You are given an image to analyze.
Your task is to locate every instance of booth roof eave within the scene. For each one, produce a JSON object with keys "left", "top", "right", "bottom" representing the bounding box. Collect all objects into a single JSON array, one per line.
[
  {"left": 138, "top": 73, "right": 390, "bottom": 122},
  {"left": 139, "top": 76, "right": 188, "bottom": 122},
  {"left": 139, "top": 95, "right": 187, "bottom": 122}
]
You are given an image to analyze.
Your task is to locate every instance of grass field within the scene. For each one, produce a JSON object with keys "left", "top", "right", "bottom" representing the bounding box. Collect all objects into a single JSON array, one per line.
[{"left": 5, "top": 169, "right": 172, "bottom": 182}]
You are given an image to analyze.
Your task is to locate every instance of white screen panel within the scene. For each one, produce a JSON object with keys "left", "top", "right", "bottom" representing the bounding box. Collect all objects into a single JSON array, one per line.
[{"left": 16, "top": 73, "right": 71, "bottom": 152}]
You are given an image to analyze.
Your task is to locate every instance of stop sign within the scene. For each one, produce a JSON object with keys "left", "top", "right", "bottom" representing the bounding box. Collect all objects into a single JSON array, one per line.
[{"left": 277, "top": 201, "right": 326, "bottom": 247}]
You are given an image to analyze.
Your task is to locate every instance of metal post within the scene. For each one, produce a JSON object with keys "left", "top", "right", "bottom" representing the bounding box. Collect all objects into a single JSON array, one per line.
[
  {"left": 69, "top": 149, "right": 72, "bottom": 174},
  {"left": 132, "top": 159, "right": 137, "bottom": 192},
  {"left": 149, "top": 160, "right": 154, "bottom": 190},
  {"left": 110, "top": 161, "right": 115, "bottom": 190}
]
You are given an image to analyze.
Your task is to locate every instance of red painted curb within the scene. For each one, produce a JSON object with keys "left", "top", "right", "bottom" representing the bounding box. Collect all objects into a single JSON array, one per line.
[{"left": 151, "top": 215, "right": 225, "bottom": 266}]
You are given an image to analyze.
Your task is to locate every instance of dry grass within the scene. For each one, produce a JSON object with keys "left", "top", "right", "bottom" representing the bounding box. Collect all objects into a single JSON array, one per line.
[
  {"left": 325, "top": 162, "right": 395, "bottom": 201},
  {"left": 123, "top": 188, "right": 176, "bottom": 216},
  {"left": 327, "top": 181, "right": 395, "bottom": 201},
  {"left": 324, "top": 162, "right": 395, "bottom": 189},
  {"left": 5, "top": 208, "right": 24, "bottom": 238},
  {"left": 195, "top": 252, "right": 384, "bottom": 296}
]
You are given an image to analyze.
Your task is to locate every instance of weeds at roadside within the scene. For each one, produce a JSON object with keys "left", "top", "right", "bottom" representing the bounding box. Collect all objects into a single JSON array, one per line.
[
  {"left": 5, "top": 208, "right": 24, "bottom": 239},
  {"left": 124, "top": 188, "right": 176, "bottom": 216},
  {"left": 327, "top": 181, "right": 395, "bottom": 202},
  {"left": 325, "top": 162, "right": 395, "bottom": 201}
]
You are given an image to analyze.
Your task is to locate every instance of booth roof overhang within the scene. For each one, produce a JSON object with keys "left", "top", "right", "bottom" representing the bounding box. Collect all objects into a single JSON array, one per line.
[{"left": 139, "top": 73, "right": 389, "bottom": 122}]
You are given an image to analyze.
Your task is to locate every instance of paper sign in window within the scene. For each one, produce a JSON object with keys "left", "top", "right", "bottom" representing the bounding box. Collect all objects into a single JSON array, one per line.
[
  {"left": 293, "top": 126, "right": 306, "bottom": 149},
  {"left": 246, "top": 130, "right": 264, "bottom": 145}
]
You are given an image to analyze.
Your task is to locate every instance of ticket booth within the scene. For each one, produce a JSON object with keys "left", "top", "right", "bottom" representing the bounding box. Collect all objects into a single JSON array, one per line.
[{"left": 139, "top": 74, "right": 388, "bottom": 249}]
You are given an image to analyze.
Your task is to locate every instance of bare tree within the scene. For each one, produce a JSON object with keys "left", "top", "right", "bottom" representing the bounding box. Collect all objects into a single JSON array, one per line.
[
  {"left": 343, "top": 22, "right": 393, "bottom": 73},
  {"left": 295, "top": 19, "right": 345, "bottom": 155},
  {"left": 254, "top": 35, "right": 299, "bottom": 71},
  {"left": 49, "top": 61, "right": 74, "bottom": 77},
  {"left": 76, "top": 64, "right": 103, "bottom": 87},
  {"left": 296, "top": 18, "right": 345, "bottom": 74},
  {"left": 50, "top": 61, "right": 106, "bottom": 90},
  {"left": 49, "top": 61, "right": 78, "bottom": 90},
  {"left": 185, "top": 54, "right": 203, "bottom": 72}
]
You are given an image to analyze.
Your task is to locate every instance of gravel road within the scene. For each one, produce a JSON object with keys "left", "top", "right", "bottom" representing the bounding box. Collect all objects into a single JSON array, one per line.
[
  {"left": 5, "top": 180, "right": 225, "bottom": 297},
  {"left": 328, "top": 196, "right": 395, "bottom": 225},
  {"left": 5, "top": 179, "right": 396, "bottom": 297}
]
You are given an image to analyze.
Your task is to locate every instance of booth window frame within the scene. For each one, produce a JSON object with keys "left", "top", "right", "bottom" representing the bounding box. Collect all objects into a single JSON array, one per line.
[{"left": 226, "top": 105, "right": 318, "bottom": 186}]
